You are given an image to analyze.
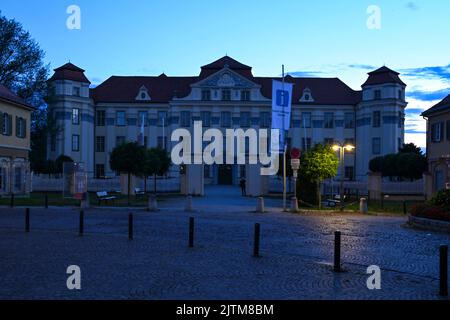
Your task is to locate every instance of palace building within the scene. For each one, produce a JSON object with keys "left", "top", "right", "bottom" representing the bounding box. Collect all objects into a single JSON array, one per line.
[{"left": 46, "top": 56, "right": 407, "bottom": 195}]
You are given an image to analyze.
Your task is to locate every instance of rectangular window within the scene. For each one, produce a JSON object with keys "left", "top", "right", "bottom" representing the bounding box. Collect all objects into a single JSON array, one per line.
[
  {"left": 144, "top": 136, "right": 148, "bottom": 148},
  {"left": 15, "top": 117, "right": 26, "bottom": 138},
  {"left": 431, "top": 122, "right": 443, "bottom": 142},
  {"left": 138, "top": 111, "right": 147, "bottom": 126},
  {"left": 260, "top": 112, "right": 271, "bottom": 128},
  {"left": 157, "top": 111, "right": 168, "bottom": 127},
  {"left": 373, "top": 111, "right": 381, "bottom": 128},
  {"left": 221, "top": 112, "right": 231, "bottom": 127},
  {"left": 116, "top": 136, "right": 126, "bottom": 147},
  {"left": 116, "top": 111, "right": 126, "bottom": 126},
  {"left": 240, "top": 112, "right": 251, "bottom": 127},
  {"left": 398, "top": 111, "right": 403, "bottom": 128},
  {"left": 222, "top": 90, "right": 231, "bottom": 101},
  {"left": 72, "top": 108, "right": 80, "bottom": 125},
  {"left": 201, "top": 111, "right": 211, "bottom": 127},
  {"left": 201, "top": 90, "right": 211, "bottom": 101},
  {"left": 302, "top": 138, "right": 312, "bottom": 151},
  {"left": 241, "top": 90, "right": 251, "bottom": 101},
  {"left": 96, "top": 110, "right": 105, "bottom": 126},
  {"left": 374, "top": 90, "right": 381, "bottom": 100},
  {"left": 73, "top": 87, "right": 80, "bottom": 97},
  {"left": 345, "top": 166, "right": 355, "bottom": 181},
  {"left": 302, "top": 112, "right": 311, "bottom": 128},
  {"left": 72, "top": 134, "right": 80, "bottom": 152},
  {"left": 204, "top": 165, "right": 211, "bottom": 178},
  {"left": 95, "top": 164, "right": 105, "bottom": 179},
  {"left": 447, "top": 120, "right": 450, "bottom": 141},
  {"left": 157, "top": 136, "right": 168, "bottom": 150},
  {"left": 324, "top": 112, "right": 334, "bottom": 129},
  {"left": 96, "top": 136, "right": 105, "bottom": 152},
  {"left": 372, "top": 137, "right": 381, "bottom": 155},
  {"left": 14, "top": 167, "right": 22, "bottom": 191},
  {"left": 344, "top": 112, "right": 354, "bottom": 129},
  {"left": 180, "top": 111, "right": 191, "bottom": 127},
  {"left": 50, "top": 134, "right": 56, "bottom": 152},
  {"left": 1, "top": 113, "right": 8, "bottom": 135}
]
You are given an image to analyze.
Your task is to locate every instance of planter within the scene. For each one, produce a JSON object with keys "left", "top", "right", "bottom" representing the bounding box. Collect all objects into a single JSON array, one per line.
[{"left": 408, "top": 215, "right": 450, "bottom": 233}]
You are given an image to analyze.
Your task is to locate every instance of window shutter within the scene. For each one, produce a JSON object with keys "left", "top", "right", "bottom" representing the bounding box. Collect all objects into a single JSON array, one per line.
[
  {"left": 447, "top": 120, "right": 450, "bottom": 141},
  {"left": 8, "top": 114, "right": 12, "bottom": 136},
  {"left": 431, "top": 124, "right": 435, "bottom": 142},
  {"left": 16, "top": 116, "right": 19, "bottom": 137},
  {"left": 23, "top": 119, "right": 27, "bottom": 138},
  {"left": 0, "top": 112, "right": 3, "bottom": 135},
  {"left": 440, "top": 122, "right": 445, "bottom": 141}
]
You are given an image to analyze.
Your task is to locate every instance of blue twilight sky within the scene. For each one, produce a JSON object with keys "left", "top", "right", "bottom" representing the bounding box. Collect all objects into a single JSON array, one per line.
[{"left": 1, "top": 0, "right": 449, "bottom": 147}]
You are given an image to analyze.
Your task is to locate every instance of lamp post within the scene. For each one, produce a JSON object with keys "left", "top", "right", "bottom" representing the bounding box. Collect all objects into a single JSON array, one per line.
[{"left": 332, "top": 142, "right": 355, "bottom": 211}]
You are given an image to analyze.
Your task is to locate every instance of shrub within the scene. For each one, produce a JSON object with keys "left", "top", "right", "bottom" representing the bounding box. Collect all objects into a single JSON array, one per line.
[{"left": 430, "top": 189, "right": 450, "bottom": 207}]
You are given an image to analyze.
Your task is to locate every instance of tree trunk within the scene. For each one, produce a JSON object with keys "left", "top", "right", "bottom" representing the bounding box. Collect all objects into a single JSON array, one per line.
[
  {"left": 144, "top": 176, "right": 147, "bottom": 193},
  {"left": 316, "top": 180, "right": 322, "bottom": 209},
  {"left": 127, "top": 172, "right": 131, "bottom": 205},
  {"left": 154, "top": 174, "right": 157, "bottom": 195}
]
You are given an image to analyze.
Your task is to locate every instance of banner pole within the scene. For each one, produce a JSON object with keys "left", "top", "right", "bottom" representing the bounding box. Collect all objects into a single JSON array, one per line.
[{"left": 282, "top": 65, "right": 287, "bottom": 211}]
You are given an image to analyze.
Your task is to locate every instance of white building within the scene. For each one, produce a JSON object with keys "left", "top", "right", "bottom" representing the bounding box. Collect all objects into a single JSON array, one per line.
[{"left": 46, "top": 56, "right": 407, "bottom": 194}]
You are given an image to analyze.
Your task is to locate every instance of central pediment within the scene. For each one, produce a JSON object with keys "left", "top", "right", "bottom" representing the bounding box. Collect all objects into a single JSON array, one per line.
[{"left": 193, "top": 68, "right": 259, "bottom": 89}]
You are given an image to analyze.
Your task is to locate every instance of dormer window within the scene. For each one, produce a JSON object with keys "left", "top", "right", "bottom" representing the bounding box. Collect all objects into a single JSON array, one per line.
[
  {"left": 201, "top": 90, "right": 211, "bottom": 101},
  {"left": 241, "top": 90, "right": 251, "bottom": 101},
  {"left": 135, "top": 86, "right": 151, "bottom": 101},
  {"left": 374, "top": 90, "right": 381, "bottom": 100},
  {"left": 300, "top": 88, "right": 314, "bottom": 102}
]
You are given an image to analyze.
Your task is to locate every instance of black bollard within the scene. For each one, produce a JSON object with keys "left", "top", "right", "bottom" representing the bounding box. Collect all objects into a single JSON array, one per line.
[
  {"left": 10, "top": 193, "right": 14, "bottom": 208},
  {"left": 334, "top": 231, "right": 341, "bottom": 272},
  {"left": 440, "top": 245, "right": 448, "bottom": 297},
  {"left": 44, "top": 194, "right": 48, "bottom": 209},
  {"left": 79, "top": 210, "right": 84, "bottom": 236},
  {"left": 128, "top": 213, "right": 134, "bottom": 240},
  {"left": 189, "top": 217, "right": 194, "bottom": 248},
  {"left": 25, "top": 208, "right": 30, "bottom": 233},
  {"left": 253, "top": 223, "right": 261, "bottom": 257}
]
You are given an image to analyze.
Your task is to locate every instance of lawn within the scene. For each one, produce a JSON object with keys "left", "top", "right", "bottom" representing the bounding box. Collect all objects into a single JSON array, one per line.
[{"left": 0, "top": 192, "right": 176, "bottom": 208}]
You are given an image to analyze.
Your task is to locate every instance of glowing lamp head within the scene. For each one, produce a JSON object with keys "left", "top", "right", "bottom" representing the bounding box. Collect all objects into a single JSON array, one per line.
[
  {"left": 332, "top": 145, "right": 341, "bottom": 151},
  {"left": 344, "top": 145, "right": 355, "bottom": 151}
]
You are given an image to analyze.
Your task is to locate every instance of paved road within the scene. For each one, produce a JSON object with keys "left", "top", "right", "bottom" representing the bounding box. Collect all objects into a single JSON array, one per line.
[{"left": 0, "top": 186, "right": 449, "bottom": 300}]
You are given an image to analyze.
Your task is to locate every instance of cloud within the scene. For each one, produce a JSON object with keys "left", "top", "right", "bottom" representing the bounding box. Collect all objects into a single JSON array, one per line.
[
  {"left": 405, "top": 2, "right": 419, "bottom": 11},
  {"left": 401, "top": 64, "right": 450, "bottom": 84},
  {"left": 347, "top": 64, "right": 376, "bottom": 70},
  {"left": 287, "top": 71, "right": 325, "bottom": 77},
  {"left": 406, "top": 88, "right": 450, "bottom": 101}
]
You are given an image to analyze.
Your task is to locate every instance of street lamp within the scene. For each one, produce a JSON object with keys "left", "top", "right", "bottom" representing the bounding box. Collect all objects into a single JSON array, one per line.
[{"left": 332, "top": 142, "right": 355, "bottom": 211}]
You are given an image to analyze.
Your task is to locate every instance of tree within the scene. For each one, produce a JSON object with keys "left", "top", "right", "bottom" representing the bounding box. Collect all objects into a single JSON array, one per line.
[
  {"left": 399, "top": 143, "right": 423, "bottom": 156},
  {"left": 55, "top": 155, "right": 74, "bottom": 174},
  {"left": 0, "top": 12, "right": 49, "bottom": 106},
  {"left": 298, "top": 144, "right": 338, "bottom": 208},
  {"left": 109, "top": 142, "right": 147, "bottom": 204},
  {"left": 0, "top": 12, "right": 53, "bottom": 171},
  {"left": 144, "top": 148, "right": 171, "bottom": 194},
  {"left": 369, "top": 156, "right": 383, "bottom": 173}
]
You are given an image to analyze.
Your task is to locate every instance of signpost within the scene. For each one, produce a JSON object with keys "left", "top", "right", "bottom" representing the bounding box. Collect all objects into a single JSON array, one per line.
[{"left": 290, "top": 148, "right": 301, "bottom": 211}]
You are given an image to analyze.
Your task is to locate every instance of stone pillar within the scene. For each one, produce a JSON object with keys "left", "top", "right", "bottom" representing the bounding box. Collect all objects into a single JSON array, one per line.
[
  {"left": 180, "top": 164, "right": 204, "bottom": 196},
  {"left": 120, "top": 174, "right": 139, "bottom": 196},
  {"left": 423, "top": 172, "right": 433, "bottom": 200},
  {"left": 359, "top": 198, "right": 368, "bottom": 214},
  {"left": 246, "top": 164, "right": 269, "bottom": 197},
  {"left": 256, "top": 197, "right": 265, "bottom": 213},
  {"left": 367, "top": 172, "right": 382, "bottom": 200}
]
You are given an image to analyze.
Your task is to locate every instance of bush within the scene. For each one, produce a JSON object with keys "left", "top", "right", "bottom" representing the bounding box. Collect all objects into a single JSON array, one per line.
[
  {"left": 410, "top": 202, "right": 450, "bottom": 222},
  {"left": 430, "top": 189, "right": 450, "bottom": 207}
]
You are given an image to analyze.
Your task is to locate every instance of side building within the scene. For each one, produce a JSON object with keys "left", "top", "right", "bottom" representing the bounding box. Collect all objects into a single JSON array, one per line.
[
  {"left": 422, "top": 95, "right": 450, "bottom": 196},
  {"left": 46, "top": 56, "right": 407, "bottom": 194},
  {"left": 0, "top": 84, "right": 34, "bottom": 195}
]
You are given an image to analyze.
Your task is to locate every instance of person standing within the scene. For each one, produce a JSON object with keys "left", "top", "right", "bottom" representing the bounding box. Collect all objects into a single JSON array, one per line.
[{"left": 240, "top": 177, "right": 247, "bottom": 196}]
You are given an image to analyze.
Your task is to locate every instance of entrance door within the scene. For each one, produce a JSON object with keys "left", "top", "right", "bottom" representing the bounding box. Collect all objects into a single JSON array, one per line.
[{"left": 218, "top": 165, "right": 233, "bottom": 185}]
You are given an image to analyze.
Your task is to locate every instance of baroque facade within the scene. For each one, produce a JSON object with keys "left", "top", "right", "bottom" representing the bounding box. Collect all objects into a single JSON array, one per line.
[{"left": 46, "top": 56, "right": 407, "bottom": 193}]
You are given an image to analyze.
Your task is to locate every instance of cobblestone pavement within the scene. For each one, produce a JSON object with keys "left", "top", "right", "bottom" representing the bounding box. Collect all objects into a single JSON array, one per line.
[{"left": 0, "top": 187, "right": 449, "bottom": 300}]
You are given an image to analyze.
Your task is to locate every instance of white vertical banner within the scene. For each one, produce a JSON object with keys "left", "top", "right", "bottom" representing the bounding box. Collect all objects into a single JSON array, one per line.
[{"left": 272, "top": 80, "right": 293, "bottom": 151}]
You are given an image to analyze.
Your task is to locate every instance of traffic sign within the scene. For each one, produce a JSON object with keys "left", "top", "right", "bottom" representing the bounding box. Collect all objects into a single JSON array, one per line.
[
  {"left": 291, "top": 148, "right": 301, "bottom": 159},
  {"left": 291, "top": 158, "right": 300, "bottom": 171}
]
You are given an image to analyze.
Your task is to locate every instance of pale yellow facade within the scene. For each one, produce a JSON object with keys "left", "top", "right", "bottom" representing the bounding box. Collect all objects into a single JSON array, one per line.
[{"left": 0, "top": 99, "right": 32, "bottom": 160}]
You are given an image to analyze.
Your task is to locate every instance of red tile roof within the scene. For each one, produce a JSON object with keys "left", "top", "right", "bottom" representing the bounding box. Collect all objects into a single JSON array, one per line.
[
  {"left": 362, "top": 66, "right": 406, "bottom": 87},
  {"left": 0, "top": 84, "right": 34, "bottom": 109},
  {"left": 199, "top": 56, "right": 254, "bottom": 79},
  {"left": 422, "top": 94, "right": 450, "bottom": 116},
  {"left": 48, "top": 62, "right": 91, "bottom": 84}
]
